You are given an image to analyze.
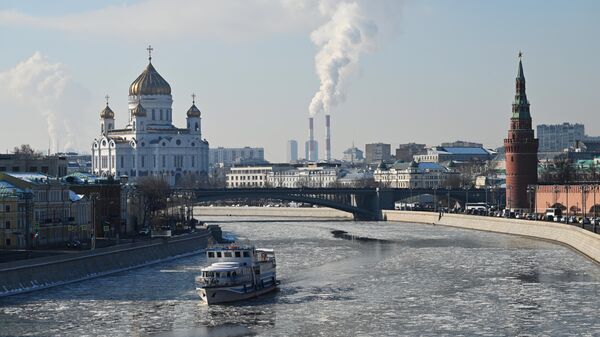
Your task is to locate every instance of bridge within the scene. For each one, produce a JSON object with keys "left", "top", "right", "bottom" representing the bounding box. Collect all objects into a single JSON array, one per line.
[{"left": 183, "top": 187, "right": 506, "bottom": 221}]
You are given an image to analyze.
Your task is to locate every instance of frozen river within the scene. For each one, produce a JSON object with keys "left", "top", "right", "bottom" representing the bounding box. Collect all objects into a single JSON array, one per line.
[{"left": 1, "top": 217, "right": 599, "bottom": 336}]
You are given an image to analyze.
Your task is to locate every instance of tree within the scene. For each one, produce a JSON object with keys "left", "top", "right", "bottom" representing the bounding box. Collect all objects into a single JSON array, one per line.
[
  {"left": 12, "top": 144, "right": 42, "bottom": 157},
  {"left": 137, "top": 176, "right": 171, "bottom": 228}
]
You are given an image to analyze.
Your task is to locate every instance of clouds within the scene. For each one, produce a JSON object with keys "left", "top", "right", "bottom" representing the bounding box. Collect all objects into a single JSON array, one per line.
[
  {"left": 0, "top": 0, "right": 324, "bottom": 41},
  {"left": 0, "top": 52, "right": 92, "bottom": 152}
]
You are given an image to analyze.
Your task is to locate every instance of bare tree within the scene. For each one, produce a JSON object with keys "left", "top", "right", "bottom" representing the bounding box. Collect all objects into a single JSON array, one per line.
[
  {"left": 13, "top": 144, "right": 43, "bottom": 157},
  {"left": 137, "top": 176, "right": 171, "bottom": 228}
]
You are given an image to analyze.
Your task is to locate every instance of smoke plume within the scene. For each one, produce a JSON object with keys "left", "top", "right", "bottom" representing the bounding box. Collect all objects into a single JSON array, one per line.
[
  {"left": 308, "top": 0, "right": 401, "bottom": 116},
  {"left": 0, "top": 52, "right": 91, "bottom": 152}
]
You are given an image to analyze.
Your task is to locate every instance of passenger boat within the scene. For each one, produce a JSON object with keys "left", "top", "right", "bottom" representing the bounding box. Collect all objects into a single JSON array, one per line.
[{"left": 196, "top": 245, "right": 278, "bottom": 305}]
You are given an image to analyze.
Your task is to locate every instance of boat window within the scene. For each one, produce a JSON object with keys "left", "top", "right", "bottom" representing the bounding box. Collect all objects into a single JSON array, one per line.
[
  {"left": 208, "top": 252, "right": 214, "bottom": 258},
  {"left": 235, "top": 251, "right": 241, "bottom": 257},
  {"left": 224, "top": 252, "right": 232, "bottom": 257},
  {"left": 216, "top": 252, "right": 222, "bottom": 258},
  {"left": 243, "top": 251, "right": 250, "bottom": 257}
]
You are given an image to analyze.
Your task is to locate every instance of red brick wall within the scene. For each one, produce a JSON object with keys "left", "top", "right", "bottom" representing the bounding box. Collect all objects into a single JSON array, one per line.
[{"left": 535, "top": 185, "right": 600, "bottom": 216}]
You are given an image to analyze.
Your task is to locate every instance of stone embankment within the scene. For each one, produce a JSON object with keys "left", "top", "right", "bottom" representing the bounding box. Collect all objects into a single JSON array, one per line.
[
  {"left": 0, "top": 229, "right": 216, "bottom": 297},
  {"left": 383, "top": 210, "right": 600, "bottom": 264},
  {"left": 194, "top": 206, "right": 353, "bottom": 219}
]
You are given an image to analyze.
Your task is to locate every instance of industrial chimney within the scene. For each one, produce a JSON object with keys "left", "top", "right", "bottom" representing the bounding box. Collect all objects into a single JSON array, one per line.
[
  {"left": 325, "top": 114, "right": 331, "bottom": 161},
  {"left": 308, "top": 117, "right": 315, "bottom": 161}
]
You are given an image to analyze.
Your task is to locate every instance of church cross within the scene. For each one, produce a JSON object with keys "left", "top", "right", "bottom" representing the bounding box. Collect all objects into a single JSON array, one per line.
[
  {"left": 147, "top": 45, "right": 154, "bottom": 62},
  {"left": 105, "top": 94, "right": 110, "bottom": 106},
  {"left": 191, "top": 93, "right": 196, "bottom": 104}
]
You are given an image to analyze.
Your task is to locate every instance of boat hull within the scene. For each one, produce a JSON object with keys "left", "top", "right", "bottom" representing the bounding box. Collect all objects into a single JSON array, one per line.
[{"left": 197, "top": 283, "right": 277, "bottom": 305}]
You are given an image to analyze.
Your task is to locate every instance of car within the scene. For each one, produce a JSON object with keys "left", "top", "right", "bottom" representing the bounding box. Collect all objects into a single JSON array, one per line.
[
  {"left": 66, "top": 240, "right": 81, "bottom": 249},
  {"left": 138, "top": 228, "right": 150, "bottom": 236}
]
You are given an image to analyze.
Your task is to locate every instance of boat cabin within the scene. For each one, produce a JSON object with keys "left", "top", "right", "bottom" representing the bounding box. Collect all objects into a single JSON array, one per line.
[{"left": 205, "top": 245, "right": 255, "bottom": 266}]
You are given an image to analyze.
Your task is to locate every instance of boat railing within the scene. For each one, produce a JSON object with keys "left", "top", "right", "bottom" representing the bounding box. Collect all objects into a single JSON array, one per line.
[{"left": 196, "top": 274, "right": 253, "bottom": 287}]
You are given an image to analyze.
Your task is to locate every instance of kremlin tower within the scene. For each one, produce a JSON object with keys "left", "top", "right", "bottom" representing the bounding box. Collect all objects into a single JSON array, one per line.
[{"left": 504, "top": 52, "right": 538, "bottom": 211}]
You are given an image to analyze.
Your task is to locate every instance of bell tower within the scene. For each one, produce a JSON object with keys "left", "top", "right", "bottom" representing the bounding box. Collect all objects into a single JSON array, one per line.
[
  {"left": 100, "top": 95, "right": 115, "bottom": 136},
  {"left": 504, "top": 52, "right": 538, "bottom": 211}
]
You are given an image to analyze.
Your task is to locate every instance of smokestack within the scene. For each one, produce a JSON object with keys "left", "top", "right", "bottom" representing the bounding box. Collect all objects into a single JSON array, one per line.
[
  {"left": 309, "top": 117, "right": 315, "bottom": 161},
  {"left": 325, "top": 114, "right": 331, "bottom": 161}
]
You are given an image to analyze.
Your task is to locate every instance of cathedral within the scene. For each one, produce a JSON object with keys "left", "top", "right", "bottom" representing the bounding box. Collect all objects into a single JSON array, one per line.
[{"left": 91, "top": 47, "right": 209, "bottom": 186}]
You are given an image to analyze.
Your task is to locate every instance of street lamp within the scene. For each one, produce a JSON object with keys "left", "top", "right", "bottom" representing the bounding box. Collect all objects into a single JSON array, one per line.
[
  {"left": 566, "top": 185, "right": 571, "bottom": 219},
  {"left": 446, "top": 186, "right": 451, "bottom": 212},
  {"left": 463, "top": 185, "right": 469, "bottom": 213},
  {"left": 526, "top": 185, "right": 535, "bottom": 215}
]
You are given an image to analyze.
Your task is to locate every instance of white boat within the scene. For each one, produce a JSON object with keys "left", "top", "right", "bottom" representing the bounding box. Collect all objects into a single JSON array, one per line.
[{"left": 196, "top": 245, "right": 278, "bottom": 305}]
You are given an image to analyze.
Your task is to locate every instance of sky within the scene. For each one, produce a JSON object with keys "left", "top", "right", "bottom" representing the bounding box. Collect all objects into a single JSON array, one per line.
[{"left": 0, "top": 0, "right": 599, "bottom": 162}]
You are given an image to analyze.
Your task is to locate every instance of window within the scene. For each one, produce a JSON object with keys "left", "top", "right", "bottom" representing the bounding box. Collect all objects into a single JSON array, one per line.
[
  {"left": 5, "top": 205, "right": 10, "bottom": 212},
  {"left": 224, "top": 252, "right": 232, "bottom": 257},
  {"left": 141, "top": 155, "right": 145, "bottom": 168},
  {"left": 243, "top": 251, "right": 250, "bottom": 257},
  {"left": 216, "top": 252, "right": 222, "bottom": 258},
  {"left": 235, "top": 251, "right": 241, "bottom": 257},
  {"left": 5, "top": 221, "right": 10, "bottom": 229},
  {"left": 208, "top": 252, "right": 214, "bottom": 258},
  {"left": 152, "top": 110, "right": 156, "bottom": 120},
  {"left": 121, "top": 156, "right": 124, "bottom": 168},
  {"left": 160, "top": 110, "right": 163, "bottom": 120}
]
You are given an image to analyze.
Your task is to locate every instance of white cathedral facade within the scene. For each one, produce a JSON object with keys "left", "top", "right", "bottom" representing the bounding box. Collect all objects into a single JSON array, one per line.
[{"left": 92, "top": 51, "right": 209, "bottom": 186}]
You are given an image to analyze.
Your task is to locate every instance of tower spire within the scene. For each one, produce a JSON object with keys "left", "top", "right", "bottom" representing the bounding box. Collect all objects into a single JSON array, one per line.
[
  {"left": 517, "top": 51, "right": 525, "bottom": 80},
  {"left": 512, "top": 51, "right": 530, "bottom": 119}
]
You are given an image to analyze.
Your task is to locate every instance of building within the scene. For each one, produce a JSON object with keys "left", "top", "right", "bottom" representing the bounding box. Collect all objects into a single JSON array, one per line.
[
  {"left": 537, "top": 123, "right": 585, "bottom": 153},
  {"left": 305, "top": 140, "right": 319, "bottom": 162},
  {"left": 91, "top": 49, "right": 209, "bottom": 186},
  {"left": 504, "top": 54, "right": 538, "bottom": 211},
  {"left": 226, "top": 166, "right": 284, "bottom": 188},
  {"left": 342, "top": 146, "right": 364, "bottom": 163},
  {"left": 267, "top": 164, "right": 340, "bottom": 188},
  {"left": 440, "top": 140, "right": 484, "bottom": 148},
  {"left": 0, "top": 172, "right": 91, "bottom": 249},
  {"left": 0, "top": 181, "right": 32, "bottom": 249},
  {"left": 337, "top": 169, "right": 374, "bottom": 187},
  {"left": 0, "top": 154, "right": 68, "bottom": 177},
  {"left": 373, "top": 161, "right": 457, "bottom": 189},
  {"left": 209, "top": 147, "right": 265, "bottom": 166},
  {"left": 394, "top": 143, "right": 426, "bottom": 162},
  {"left": 57, "top": 152, "right": 92, "bottom": 174},
  {"left": 414, "top": 146, "right": 494, "bottom": 163},
  {"left": 365, "top": 143, "right": 391, "bottom": 164},
  {"left": 64, "top": 173, "right": 122, "bottom": 237},
  {"left": 287, "top": 140, "right": 298, "bottom": 163}
]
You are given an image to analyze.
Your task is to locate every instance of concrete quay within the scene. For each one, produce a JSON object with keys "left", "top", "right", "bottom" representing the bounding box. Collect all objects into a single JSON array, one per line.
[
  {"left": 383, "top": 210, "right": 600, "bottom": 264},
  {"left": 0, "top": 230, "right": 215, "bottom": 297}
]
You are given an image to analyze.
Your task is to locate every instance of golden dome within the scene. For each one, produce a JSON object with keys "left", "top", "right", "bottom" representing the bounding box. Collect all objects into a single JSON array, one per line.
[
  {"left": 187, "top": 104, "right": 201, "bottom": 118},
  {"left": 129, "top": 62, "right": 171, "bottom": 96},
  {"left": 131, "top": 103, "right": 147, "bottom": 117},
  {"left": 100, "top": 104, "right": 115, "bottom": 119}
]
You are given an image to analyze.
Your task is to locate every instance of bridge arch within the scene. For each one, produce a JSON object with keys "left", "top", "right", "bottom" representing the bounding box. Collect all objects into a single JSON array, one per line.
[{"left": 192, "top": 191, "right": 377, "bottom": 220}]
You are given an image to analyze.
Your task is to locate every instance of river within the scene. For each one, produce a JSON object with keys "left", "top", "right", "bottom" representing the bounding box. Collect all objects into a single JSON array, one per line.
[{"left": 1, "top": 217, "right": 599, "bottom": 336}]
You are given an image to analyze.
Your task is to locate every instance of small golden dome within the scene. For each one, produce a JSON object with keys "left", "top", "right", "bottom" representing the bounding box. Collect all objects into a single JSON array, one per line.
[
  {"left": 100, "top": 104, "right": 115, "bottom": 119},
  {"left": 131, "top": 103, "right": 147, "bottom": 117},
  {"left": 129, "top": 62, "right": 171, "bottom": 96},
  {"left": 187, "top": 104, "right": 201, "bottom": 118}
]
